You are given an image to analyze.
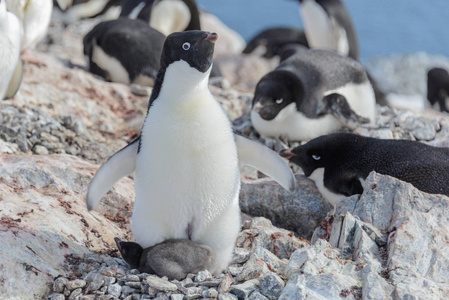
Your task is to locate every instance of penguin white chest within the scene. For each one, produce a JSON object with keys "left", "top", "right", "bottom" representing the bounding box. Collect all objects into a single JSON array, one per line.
[{"left": 133, "top": 61, "right": 240, "bottom": 248}]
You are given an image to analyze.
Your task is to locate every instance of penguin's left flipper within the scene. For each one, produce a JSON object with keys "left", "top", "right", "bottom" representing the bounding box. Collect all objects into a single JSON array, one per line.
[
  {"left": 235, "top": 134, "right": 296, "bottom": 192},
  {"left": 320, "top": 93, "right": 370, "bottom": 129},
  {"left": 86, "top": 138, "right": 140, "bottom": 211},
  {"left": 4, "top": 60, "right": 23, "bottom": 100}
]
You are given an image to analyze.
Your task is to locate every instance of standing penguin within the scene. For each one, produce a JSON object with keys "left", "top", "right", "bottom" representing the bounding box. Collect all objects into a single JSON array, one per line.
[
  {"left": 0, "top": 0, "right": 22, "bottom": 100},
  {"left": 427, "top": 67, "right": 449, "bottom": 112},
  {"left": 280, "top": 132, "right": 449, "bottom": 206},
  {"left": 6, "top": 0, "right": 53, "bottom": 50},
  {"left": 86, "top": 31, "right": 295, "bottom": 274},
  {"left": 83, "top": 17, "right": 165, "bottom": 85},
  {"left": 120, "top": 0, "right": 201, "bottom": 36},
  {"left": 250, "top": 48, "right": 375, "bottom": 141},
  {"left": 297, "top": 0, "right": 358, "bottom": 60}
]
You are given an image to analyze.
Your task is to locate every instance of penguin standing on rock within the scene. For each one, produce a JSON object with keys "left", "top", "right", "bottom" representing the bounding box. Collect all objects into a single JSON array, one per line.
[
  {"left": 250, "top": 48, "right": 375, "bottom": 141},
  {"left": 86, "top": 30, "right": 295, "bottom": 275},
  {"left": 427, "top": 67, "right": 449, "bottom": 112},
  {"left": 83, "top": 17, "right": 165, "bottom": 86},
  {"left": 0, "top": 0, "right": 22, "bottom": 100},
  {"left": 280, "top": 132, "right": 449, "bottom": 206},
  {"left": 120, "top": 0, "right": 201, "bottom": 35}
]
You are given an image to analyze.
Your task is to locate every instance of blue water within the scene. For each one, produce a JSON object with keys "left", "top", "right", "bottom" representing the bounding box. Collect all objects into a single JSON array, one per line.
[{"left": 197, "top": 0, "right": 449, "bottom": 59}]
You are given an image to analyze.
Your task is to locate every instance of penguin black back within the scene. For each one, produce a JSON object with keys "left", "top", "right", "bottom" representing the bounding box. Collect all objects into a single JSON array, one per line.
[{"left": 282, "top": 132, "right": 449, "bottom": 197}]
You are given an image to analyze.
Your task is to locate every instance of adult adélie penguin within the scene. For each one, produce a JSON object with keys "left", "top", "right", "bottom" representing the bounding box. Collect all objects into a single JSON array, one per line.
[{"left": 86, "top": 30, "right": 296, "bottom": 274}]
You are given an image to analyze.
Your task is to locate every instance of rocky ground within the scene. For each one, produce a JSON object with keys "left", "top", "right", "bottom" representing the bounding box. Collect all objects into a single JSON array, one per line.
[{"left": 1, "top": 8, "right": 449, "bottom": 300}]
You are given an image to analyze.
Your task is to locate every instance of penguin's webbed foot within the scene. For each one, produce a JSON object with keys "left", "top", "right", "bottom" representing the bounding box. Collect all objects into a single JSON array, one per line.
[{"left": 321, "top": 93, "right": 370, "bottom": 129}]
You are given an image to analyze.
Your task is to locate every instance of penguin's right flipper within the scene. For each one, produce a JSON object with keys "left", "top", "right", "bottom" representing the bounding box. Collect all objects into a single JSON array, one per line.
[
  {"left": 320, "top": 93, "right": 370, "bottom": 129},
  {"left": 4, "top": 60, "right": 23, "bottom": 100},
  {"left": 86, "top": 138, "right": 139, "bottom": 211},
  {"left": 235, "top": 134, "right": 296, "bottom": 192}
]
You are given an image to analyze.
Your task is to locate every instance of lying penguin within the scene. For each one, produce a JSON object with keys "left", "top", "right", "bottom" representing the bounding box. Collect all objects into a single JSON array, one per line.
[
  {"left": 120, "top": 0, "right": 201, "bottom": 36},
  {"left": 114, "top": 237, "right": 214, "bottom": 280},
  {"left": 250, "top": 48, "right": 375, "bottom": 141},
  {"left": 83, "top": 17, "right": 165, "bottom": 86},
  {"left": 0, "top": 0, "right": 22, "bottom": 100},
  {"left": 86, "top": 31, "right": 295, "bottom": 274},
  {"left": 242, "top": 27, "right": 309, "bottom": 59},
  {"left": 280, "top": 132, "right": 449, "bottom": 207},
  {"left": 427, "top": 67, "right": 449, "bottom": 112}
]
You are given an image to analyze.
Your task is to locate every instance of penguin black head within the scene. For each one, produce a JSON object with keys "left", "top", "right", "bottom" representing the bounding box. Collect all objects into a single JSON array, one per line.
[
  {"left": 252, "top": 70, "right": 303, "bottom": 120},
  {"left": 160, "top": 30, "right": 217, "bottom": 73},
  {"left": 114, "top": 237, "right": 143, "bottom": 269}
]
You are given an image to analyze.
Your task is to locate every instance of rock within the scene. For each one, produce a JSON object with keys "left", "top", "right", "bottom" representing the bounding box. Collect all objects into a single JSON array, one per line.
[
  {"left": 185, "top": 287, "right": 203, "bottom": 299},
  {"left": 107, "top": 283, "right": 122, "bottom": 297},
  {"left": 53, "top": 277, "right": 68, "bottom": 293},
  {"left": 203, "top": 288, "right": 219, "bottom": 298},
  {"left": 235, "top": 253, "right": 270, "bottom": 282},
  {"left": 218, "top": 293, "right": 238, "bottom": 300},
  {"left": 240, "top": 174, "right": 331, "bottom": 239},
  {"left": 68, "top": 288, "right": 83, "bottom": 300},
  {"left": 230, "top": 279, "right": 259, "bottom": 299},
  {"left": 0, "top": 154, "right": 134, "bottom": 298},
  {"left": 48, "top": 293, "right": 65, "bottom": 300},
  {"left": 362, "top": 272, "right": 393, "bottom": 300},
  {"left": 231, "top": 248, "right": 251, "bottom": 264},
  {"left": 65, "top": 279, "right": 87, "bottom": 291},
  {"left": 170, "top": 294, "right": 184, "bottom": 300},
  {"left": 218, "top": 274, "right": 233, "bottom": 294},
  {"left": 144, "top": 275, "right": 178, "bottom": 292},
  {"left": 258, "top": 272, "right": 284, "bottom": 300},
  {"left": 194, "top": 270, "right": 212, "bottom": 283},
  {"left": 253, "top": 247, "right": 287, "bottom": 274},
  {"left": 248, "top": 291, "right": 269, "bottom": 300}
]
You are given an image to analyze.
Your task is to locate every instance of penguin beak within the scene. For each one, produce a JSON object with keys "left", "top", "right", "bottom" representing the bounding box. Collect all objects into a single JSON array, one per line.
[
  {"left": 252, "top": 101, "right": 263, "bottom": 113},
  {"left": 203, "top": 32, "right": 218, "bottom": 43},
  {"left": 279, "top": 148, "right": 294, "bottom": 160},
  {"left": 114, "top": 237, "right": 122, "bottom": 251}
]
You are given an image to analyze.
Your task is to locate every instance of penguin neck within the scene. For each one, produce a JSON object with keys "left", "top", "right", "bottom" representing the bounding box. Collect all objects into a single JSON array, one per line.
[{"left": 151, "top": 60, "right": 211, "bottom": 106}]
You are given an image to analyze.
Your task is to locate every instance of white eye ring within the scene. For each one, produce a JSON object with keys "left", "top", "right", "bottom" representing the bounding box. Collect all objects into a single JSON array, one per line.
[
  {"left": 275, "top": 98, "right": 283, "bottom": 104},
  {"left": 182, "top": 42, "right": 190, "bottom": 50},
  {"left": 312, "top": 154, "right": 321, "bottom": 160}
]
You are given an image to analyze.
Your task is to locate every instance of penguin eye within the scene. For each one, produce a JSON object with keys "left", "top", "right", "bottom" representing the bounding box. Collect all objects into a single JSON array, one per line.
[
  {"left": 275, "top": 98, "right": 283, "bottom": 104},
  {"left": 182, "top": 42, "right": 191, "bottom": 50},
  {"left": 312, "top": 154, "right": 321, "bottom": 160}
]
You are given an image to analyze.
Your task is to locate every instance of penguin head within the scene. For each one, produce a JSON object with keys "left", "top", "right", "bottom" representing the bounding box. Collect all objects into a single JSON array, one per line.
[
  {"left": 160, "top": 30, "right": 217, "bottom": 73},
  {"left": 114, "top": 237, "right": 143, "bottom": 269},
  {"left": 252, "top": 70, "right": 302, "bottom": 120}
]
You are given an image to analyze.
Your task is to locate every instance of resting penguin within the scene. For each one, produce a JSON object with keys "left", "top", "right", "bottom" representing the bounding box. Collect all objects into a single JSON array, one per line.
[
  {"left": 5, "top": 0, "right": 53, "bottom": 50},
  {"left": 250, "top": 48, "right": 376, "bottom": 141},
  {"left": 0, "top": 0, "right": 22, "bottom": 100},
  {"left": 114, "top": 237, "right": 214, "bottom": 280},
  {"left": 280, "top": 132, "right": 449, "bottom": 207},
  {"left": 297, "top": 0, "right": 358, "bottom": 60},
  {"left": 242, "top": 27, "right": 309, "bottom": 59},
  {"left": 120, "top": 0, "right": 201, "bottom": 36},
  {"left": 427, "top": 67, "right": 449, "bottom": 112},
  {"left": 86, "top": 31, "right": 295, "bottom": 274},
  {"left": 83, "top": 17, "right": 165, "bottom": 86}
]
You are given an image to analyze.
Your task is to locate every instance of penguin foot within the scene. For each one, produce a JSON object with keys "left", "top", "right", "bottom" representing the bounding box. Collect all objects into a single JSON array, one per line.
[{"left": 320, "top": 93, "right": 370, "bottom": 130}]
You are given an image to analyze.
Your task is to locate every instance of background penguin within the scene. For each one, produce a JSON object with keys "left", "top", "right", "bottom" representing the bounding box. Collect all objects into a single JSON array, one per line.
[
  {"left": 0, "top": 0, "right": 22, "bottom": 100},
  {"left": 5, "top": 0, "right": 53, "bottom": 50},
  {"left": 242, "top": 27, "right": 309, "bottom": 59},
  {"left": 86, "top": 31, "right": 295, "bottom": 274},
  {"left": 427, "top": 67, "right": 449, "bottom": 112},
  {"left": 55, "top": 0, "right": 124, "bottom": 24},
  {"left": 83, "top": 17, "right": 165, "bottom": 86},
  {"left": 114, "top": 237, "right": 214, "bottom": 280},
  {"left": 297, "top": 0, "right": 358, "bottom": 60},
  {"left": 280, "top": 132, "right": 449, "bottom": 207},
  {"left": 120, "top": 0, "right": 201, "bottom": 36},
  {"left": 250, "top": 48, "right": 376, "bottom": 141}
]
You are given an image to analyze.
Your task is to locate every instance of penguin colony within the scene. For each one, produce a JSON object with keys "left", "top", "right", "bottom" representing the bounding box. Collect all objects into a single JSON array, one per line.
[{"left": 3, "top": 0, "right": 449, "bottom": 280}]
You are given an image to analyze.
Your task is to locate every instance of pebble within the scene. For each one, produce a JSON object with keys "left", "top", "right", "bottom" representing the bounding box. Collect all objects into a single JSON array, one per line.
[
  {"left": 218, "top": 293, "right": 238, "bottom": 300},
  {"left": 68, "top": 288, "right": 82, "bottom": 300},
  {"left": 145, "top": 275, "right": 178, "bottom": 292},
  {"left": 48, "top": 294, "right": 65, "bottom": 300},
  {"left": 194, "top": 270, "right": 212, "bottom": 282},
  {"left": 258, "top": 272, "right": 284, "bottom": 300},
  {"left": 53, "top": 277, "right": 68, "bottom": 293},
  {"left": 107, "top": 283, "right": 122, "bottom": 297},
  {"left": 229, "top": 279, "right": 260, "bottom": 299},
  {"left": 65, "top": 279, "right": 86, "bottom": 291}
]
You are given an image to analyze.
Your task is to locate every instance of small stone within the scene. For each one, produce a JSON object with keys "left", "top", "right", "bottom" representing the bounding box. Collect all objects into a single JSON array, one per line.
[
  {"left": 101, "top": 267, "right": 118, "bottom": 277},
  {"left": 203, "top": 288, "right": 218, "bottom": 298},
  {"left": 78, "top": 295, "right": 96, "bottom": 300},
  {"left": 227, "top": 266, "right": 243, "bottom": 277},
  {"left": 218, "top": 274, "right": 233, "bottom": 294},
  {"left": 185, "top": 286, "right": 203, "bottom": 299},
  {"left": 68, "top": 288, "right": 82, "bottom": 300},
  {"left": 103, "top": 276, "right": 116, "bottom": 286},
  {"left": 97, "top": 295, "right": 116, "bottom": 300},
  {"left": 248, "top": 291, "right": 269, "bottom": 300},
  {"left": 230, "top": 279, "right": 259, "bottom": 299},
  {"left": 107, "top": 283, "right": 122, "bottom": 297},
  {"left": 145, "top": 275, "right": 178, "bottom": 292},
  {"left": 195, "top": 270, "right": 212, "bottom": 282},
  {"left": 129, "top": 269, "right": 141, "bottom": 275},
  {"left": 65, "top": 279, "right": 87, "bottom": 291},
  {"left": 125, "top": 281, "right": 142, "bottom": 289},
  {"left": 170, "top": 294, "right": 184, "bottom": 300},
  {"left": 53, "top": 277, "right": 68, "bottom": 293},
  {"left": 258, "top": 272, "right": 285, "bottom": 300},
  {"left": 48, "top": 294, "right": 65, "bottom": 300},
  {"left": 122, "top": 275, "right": 140, "bottom": 282},
  {"left": 147, "top": 287, "right": 158, "bottom": 297},
  {"left": 232, "top": 248, "right": 250, "bottom": 264},
  {"left": 121, "top": 286, "right": 139, "bottom": 297},
  {"left": 85, "top": 272, "right": 105, "bottom": 292},
  {"left": 218, "top": 293, "right": 238, "bottom": 300},
  {"left": 34, "top": 145, "right": 49, "bottom": 155},
  {"left": 236, "top": 254, "right": 270, "bottom": 282}
]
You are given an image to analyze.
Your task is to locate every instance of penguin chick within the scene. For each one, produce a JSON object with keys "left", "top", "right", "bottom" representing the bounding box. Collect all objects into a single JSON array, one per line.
[
  {"left": 114, "top": 237, "right": 215, "bottom": 280},
  {"left": 280, "top": 132, "right": 449, "bottom": 206}
]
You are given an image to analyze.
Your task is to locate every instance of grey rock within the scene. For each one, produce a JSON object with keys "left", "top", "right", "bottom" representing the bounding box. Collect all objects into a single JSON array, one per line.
[
  {"left": 248, "top": 291, "right": 269, "bottom": 300},
  {"left": 65, "top": 279, "right": 87, "bottom": 291},
  {"left": 235, "top": 253, "right": 270, "bottom": 282},
  {"left": 34, "top": 145, "right": 49, "bottom": 155},
  {"left": 362, "top": 272, "right": 393, "bottom": 300},
  {"left": 230, "top": 279, "right": 259, "bottom": 299},
  {"left": 125, "top": 281, "right": 142, "bottom": 289},
  {"left": 48, "top": 294, "right": 65, "bottom": 300},
  {"left": 185, "top": 287, "right": 203, "bottom": 299},
  {"left": 53, "top": 277, "right": 68, "bottom": 293},
  {"left": 253, "top": 247, "right": 287, "bottom": 274},
  {"left": 144, "top": 275, "right": 178, "bottom": 292},
  {"left": 121, "top": 286, "right": 139, "bottom": 297},
  {"left": 240, "top": 174, "right": 331, "bottom": 239},
  {"left": 78, "top": 295, "right": 97, "bottom": 300},
  {"left": 107, "top": 283, "right": 122, "bottom": 297},
  {"left": 103, "top": 276, "right": 116, "bottom": 286},
  {"left": 218, "top": 293, "right": 238, "bottom": 300},
  {"left": 170, "top": 294, "right": 184, "bottom": 300},
  {"left": 258, "top": 272, "right": 285, "bottom": 300},
  {"left": 227, "top": 266, "right": 243, "bottom": 277},
  {"left": 85, "top": 272, "right": 105, "bottom": 292},
  {"left": 194, "top": 270, "right": 212, "bottom": 282},
  {"left": 122, "top": 275, "right": 140, "bottom": 282},
  {"left": 68, "top": 288, "right": 82, "bottom": 300},
  {"left": 231, "top": 248, "right": 250, "bottom": 264},
  {"left": 203, "top": 288, "right": 218, "bottom": 298},
  {"left": 218, "top": 274, "right": 233, "bottom": 294}
]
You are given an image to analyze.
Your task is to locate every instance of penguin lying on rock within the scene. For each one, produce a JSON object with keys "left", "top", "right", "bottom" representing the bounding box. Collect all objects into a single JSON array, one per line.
[
  {"left": 83, "top": 17, "right": 165, "bottom": 86},
  {"left": 250, "top": 48, "right": 375, "bottom": 141},
  {"left": 87, "top": 31, "right": 295, "bottom": 274},
  {"left": 280, "top": 132, "right": 449, "bottom": 207},
  {"left": 115, "top": 237, "right": 214, "bottom": 280}
]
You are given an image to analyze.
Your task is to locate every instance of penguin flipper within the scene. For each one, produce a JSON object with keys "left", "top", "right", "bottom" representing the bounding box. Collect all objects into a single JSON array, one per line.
[
  {"left": 4, "top": 59, "right": 23, "bottom": 100},
  {"left": 86, "top": 138, "right": 139, "bottom": 211},
  {"left": 235, "top": 134, "right": 296, "bottom": 192},
  {"left": 320, "top": 93, "right": 370, "bottom": 129}
]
